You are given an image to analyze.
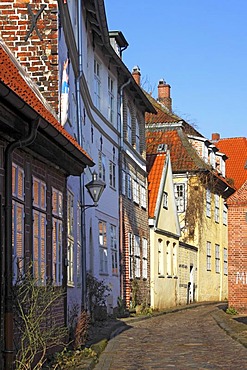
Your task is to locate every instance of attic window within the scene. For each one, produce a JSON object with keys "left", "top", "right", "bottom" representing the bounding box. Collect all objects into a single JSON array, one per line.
[
  {"left": 157, "top": 144, "right": 167, "bottom": 153},
  {"left": 163, "top": 192, "right": 168, "bottom": 209}
]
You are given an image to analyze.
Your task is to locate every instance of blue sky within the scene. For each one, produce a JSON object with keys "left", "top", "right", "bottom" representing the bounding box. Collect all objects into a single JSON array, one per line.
[{"left": 104, "top": 0, "right": 247, "bottom": 140}]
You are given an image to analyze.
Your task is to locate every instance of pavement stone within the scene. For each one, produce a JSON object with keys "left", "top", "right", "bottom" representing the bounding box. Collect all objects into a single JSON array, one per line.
[{"left": 80, "top": 302, "right": 247, "bottom": 370}]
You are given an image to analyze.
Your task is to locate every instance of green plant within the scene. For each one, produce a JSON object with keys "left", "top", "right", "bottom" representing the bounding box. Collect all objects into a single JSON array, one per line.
[
  {"left": 86, "top": 273, "right": 111, "bottom": 322},
  {"left": 117, "top": 296, "right": 125, "bottom": 315},
  {"left": 226, "top": 307, "right": 238, "bottom": 315},
  {"left": 13, "top": 269, "right": 68, "bottom": 370}
]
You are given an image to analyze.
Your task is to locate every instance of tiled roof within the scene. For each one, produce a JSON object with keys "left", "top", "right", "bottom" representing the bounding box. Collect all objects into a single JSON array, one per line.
[
  {"left": 215, "top": 137, "right": 247, "bottom": 190},
  {"left": 0, "top": 40, "right": 93, "bottom": 165},
  {"left": 227, "top": 180, "right": 247, "bottom": 206},
  {"left": 147, "top": 153, "right": 166, "bottom": 218},
  {"left": 146, "top": 129, "right": 209, "bottom": 173}
]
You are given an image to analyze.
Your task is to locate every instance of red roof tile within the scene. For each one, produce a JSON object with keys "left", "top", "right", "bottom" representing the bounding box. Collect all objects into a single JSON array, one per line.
[
  {"left": 0, "top": 41, "right": 93, "bottom": 165},
  {"left": 146, "top": 129, "right": 208, "bottom": 173},
  {"left": 147, "top": 153, "right": 166, "bottom": 218},
  {"left": 215, "top": 137, "right": 247, "bottom": 190}
]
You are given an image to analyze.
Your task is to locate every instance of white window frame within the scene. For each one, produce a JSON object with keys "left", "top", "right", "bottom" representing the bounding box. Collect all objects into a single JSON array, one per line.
[
  {"left": 215, "top": 244, "right": 220, "bottom": 273},
  {"left": 109, "top": 161, "right": 116, "bottom": 189},
  {"left": 67, "top": 190, "right": 74, "bottom": 286},
  {"left": 174, "top": 183, "right": 185, "bottom": 212},
  {"left": 207, "top": 241, "right": 211, "bottom": 271},
  {"left": 108, "top": 75, "right": 114, "bottom": 123},
  {"left": 110, "top": 224, "right": 118, "bottom": 275},
  {"left": 98, "top": 151, "right": 106, "bottom": 182},
  {"left": 163, "top": 191, "right": 168, "bottom": 209},
  {"left": 127, "top": 174, "right": 132, "bottom": 199},
  {"left": 203, "top": 144, "right": 208, "bottom": 163},
  {"left": 33, "top": 177, "right": 47, "bottom": 285},
  {"left": 140, "top": 185, "right": 147, "bottom": 209},
  {"left": 99, "top": 220, "right": 108, "bottom": 274},
  {"left": 214, "top": 193, "right": 220, "bottom": 223},
  {"left": 158, "top": 239, "right": 164, "bottom": 276},
  {"left": 128, "top": 232, "right": 134, "bottom": 279},
  {"left": 133, "top": 179, "right": 139, "bottom": 204},
  {"left": 142, "top": 238, "right": 148, "bottom": 279},
  {"left": 52, "top": 218, "right": 63, "bottom": 286},
  {"left": 166, "top": 241, "right": 172, "bottom": 276},
  {"left": 94, "top": 58, "right": 101, "bottom": 110},
  {"left": 206, "top": 188, "right": 211, "bottom": 217},
  {"left": 223, "top": 203, "right": 227, "bottom": 226},
  {"left": 134, "top": 235, "right": 141, "bottom": 278}
]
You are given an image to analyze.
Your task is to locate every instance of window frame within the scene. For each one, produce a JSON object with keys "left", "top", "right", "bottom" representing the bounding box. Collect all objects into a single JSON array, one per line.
[
  {"left": 174, "top": 183, "right": 185, "bottom": 213},
  {"left": 207, "top": 241, "right": 211, "bottom": 271},
  {"left": 99, "top": 220, "right": 108, "bottom": 274}
]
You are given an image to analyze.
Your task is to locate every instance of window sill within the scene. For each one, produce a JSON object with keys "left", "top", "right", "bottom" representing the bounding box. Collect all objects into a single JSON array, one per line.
[
  {"left": 158, "top": 275, "right": 165, "bottom": 278},
  {"left": 67, "top": 282, "right": 75, "bottom": 288},
  {"left": 99, "top": 272, "right": 109, "bottom": 276},
  {"left": 166, "top": 275, "right": 172, "bottom": 279}
]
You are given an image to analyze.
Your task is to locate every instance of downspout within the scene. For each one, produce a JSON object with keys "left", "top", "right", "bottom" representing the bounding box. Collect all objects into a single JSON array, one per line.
[
  {"left": 118, "top": 79, "right": 131, "bottom": 303},
  {"left": 76, "top": 0, "right": 87, "bottom": 310},
  {"left": 4, "top": 119, "right": 39, "bottom": 370}
]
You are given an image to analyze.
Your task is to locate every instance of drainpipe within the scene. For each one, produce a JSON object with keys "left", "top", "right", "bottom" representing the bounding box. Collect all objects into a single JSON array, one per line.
[
  {"left": 4, "top": 119, "right": 39, "bottom": 370},
  {"left": 118, "top": 79, "right": 131, "bottom": 303},
  {"left": 76, "top": 0, "right": 87, "bottom": 310}
]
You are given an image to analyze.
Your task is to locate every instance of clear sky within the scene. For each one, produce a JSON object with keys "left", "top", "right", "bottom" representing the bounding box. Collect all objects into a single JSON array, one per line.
[{"left": 104, "top": 0, "right": 247, "bottom": 140}]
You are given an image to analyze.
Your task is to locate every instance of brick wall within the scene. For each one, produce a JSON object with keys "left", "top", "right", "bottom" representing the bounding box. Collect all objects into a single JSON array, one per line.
[
  {"left": 0, "top": 0, "right": 59, "bottom": 113},
  {"left": 228, "top": 181, "right": 247, "bottom": 313}
]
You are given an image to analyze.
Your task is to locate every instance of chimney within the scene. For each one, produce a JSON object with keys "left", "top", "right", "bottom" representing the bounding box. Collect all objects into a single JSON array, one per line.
[
  {"left": 158, "top": 79, "right": 172, "bottom": 111},
  {"left": 211, "top": 133, "right": 220, "bottom": 142},
  {"left": 132, "top": 66, "right": 141, "bottom": 86}
]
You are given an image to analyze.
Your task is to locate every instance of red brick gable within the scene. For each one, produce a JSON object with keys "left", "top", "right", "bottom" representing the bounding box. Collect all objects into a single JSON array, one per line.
[{"left": 215, "top": 137, "right": 247, "bottom": 190}]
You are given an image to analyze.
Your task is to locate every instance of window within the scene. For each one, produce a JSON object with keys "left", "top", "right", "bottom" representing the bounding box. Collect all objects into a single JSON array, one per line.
[
  {"left": 99, "top": 220, "right": 108, "bottom": 274},
  {"left": 128, "top": 232, "right": 134, "bottom": 279},
  {"left": 110, "top": 225, "right": 118, "bottom": 275},
  {"left": 223, "top": 203, "right": 227, "bottom": 226},
  {"left": 127, "top": 174, "right": 132, "bottom": 199},
  {"left": 52, "top": 218, "right": 63, "bottom": 286},
  {"left": 67, "top": 191, "right": 74, "bottom": 286},
  {"left": 33, "top": 177, "right": 47, "bottom": 284},
  {"left": 209, "top": 149, "right": 216, "bottom": 167},
  {"left": 158, "top": 239, "right": 163, "bottom": 276},
  {"left": 127, "top": 106, "right": 132, "bottom": 143},
  {"left": 52, "top": 188, "right": 63, "bottom": 286},
  {"left": 166, "top": 241, "right": 171, "bottom": 276},
  {"left": 135, "top": 118, "right": 140, "bottom": 152},
  {"left": 174, "top": 183, "right": 185, "bottom": 212},
  {"left": 206, "top": 188, "right": 211, "bottom": 217},
  {"left": 203, "top": 144, "right": 208, "bottom": 163},
  {"left": 67, "top": 191, "right": 74, "bottom": 237},
  {"left": 207, "top": 241, "right": 211, "bottom": 271},
  {"left": 108, "top": 75, "right": 114, "bottom": 123},
  {"left": 133, "top": 179, "right": 139, "bottom": 204},
  {"left": 122, "top": 170, "right": 126, "bottom": 195},
  {"left": 77, "top": 202, "right": 82, "bottom": 286},
  {"left": 109, "top": 161, "right": 116, "bottom": 189},
  {"left": 214, "top": 194, "right": 220, "bottom": 223},
  {"left": 215, "top": 244, "right": 220, "bottom": 273},
  {"left": 224, "top": 248, "right": 228, "bottom": 275},
  {"left": 163, "top": 191, "right": 168, "bottom": 209},
  {"left": 98, "top": 151, "right": 106, "bottom": 182},
  {"left": 94, "top": 58, "right": 101, "bottom": 110},
  {"left": 142, "top": 238, "right": 148, "bottom": 279},
  {"left": 140, "top": 185, "right": 147, "bottom": 209},
  {"left": 172, "top": 243, "right": 177, "bottom": 276},
  {"left": 134, "top": 235, "right": 141, "bottom": 278},
  {"left": 12, "top": 164, "right": 24, "bottom": 282}
]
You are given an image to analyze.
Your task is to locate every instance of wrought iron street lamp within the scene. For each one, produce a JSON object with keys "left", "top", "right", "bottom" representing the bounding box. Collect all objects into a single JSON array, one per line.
[{"left": 83, "top": 171, "right": 105, "bottom": 210}]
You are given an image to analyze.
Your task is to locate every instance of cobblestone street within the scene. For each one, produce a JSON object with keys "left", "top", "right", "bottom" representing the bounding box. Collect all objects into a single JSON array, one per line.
[{"left": 94, "top": 305, "right": 247, "bottom": 370}]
